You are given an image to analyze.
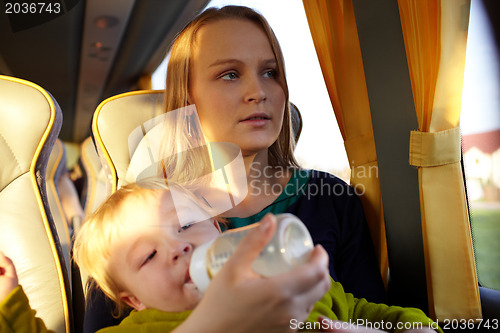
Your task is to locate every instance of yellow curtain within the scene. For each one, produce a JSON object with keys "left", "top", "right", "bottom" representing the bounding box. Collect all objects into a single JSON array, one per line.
[
  {"left": 302, "top": 0, "right": 388, "bottom": 283},
  {"left": 400, "top": 0, "right": 481, "bottom": 320}
]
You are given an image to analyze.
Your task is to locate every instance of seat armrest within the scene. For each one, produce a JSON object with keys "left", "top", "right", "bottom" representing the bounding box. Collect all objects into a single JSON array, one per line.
[{"left": 479, "top": 286, "right": 500, "bottom": 320}]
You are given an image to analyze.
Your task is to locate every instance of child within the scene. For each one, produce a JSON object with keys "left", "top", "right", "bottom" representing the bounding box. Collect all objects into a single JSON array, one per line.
[
  {"left": 1, "top": 180, "right": 440, "bottom": 332},
  {"left": 74, "top": 180, "right": 222, "bottom": 317}
]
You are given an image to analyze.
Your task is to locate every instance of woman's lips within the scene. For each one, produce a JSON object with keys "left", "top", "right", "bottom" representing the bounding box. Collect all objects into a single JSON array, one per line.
[
  {"left": 240, "top": 113, "right": 271, "bottom": 127},
  {"left": 240, "top": 118, "right": 270, "bottom": 126}
]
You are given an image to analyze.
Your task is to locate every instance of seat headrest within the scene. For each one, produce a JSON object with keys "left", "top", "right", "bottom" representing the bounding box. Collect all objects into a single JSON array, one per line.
[
  {"left": 80, "top": 136, "right": 107, "bottom": 218},
  {"left": 290, "top": 102, "right": 303, "bottom": 143},
  {"left": 0, "top": 78, "right": 60, "bottom": 191},
  {"left": 92, "top": 90, "right": 164, "bottom": 192}
]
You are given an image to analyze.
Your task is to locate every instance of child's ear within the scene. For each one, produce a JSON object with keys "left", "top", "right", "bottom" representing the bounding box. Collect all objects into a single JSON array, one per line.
[{"left": 119, "top": 291, "right": 146, "bottom": 311}]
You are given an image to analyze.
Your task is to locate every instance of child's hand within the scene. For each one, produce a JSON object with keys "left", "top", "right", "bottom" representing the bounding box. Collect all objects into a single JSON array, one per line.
[{"left": 0, "top": 251, "right": 19, "bottom": 302}]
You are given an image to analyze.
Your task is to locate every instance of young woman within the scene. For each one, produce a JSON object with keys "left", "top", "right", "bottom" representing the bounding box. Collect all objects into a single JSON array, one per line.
[
  {"left": 83, "top": 5, "right": 385, "bottom": 332},
  {"left": 162, "top": 5, "right": 386, "bottom": 302}
]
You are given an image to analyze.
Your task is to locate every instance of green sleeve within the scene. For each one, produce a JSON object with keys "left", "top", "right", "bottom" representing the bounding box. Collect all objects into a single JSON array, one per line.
[
  {"left": 98, "top": 308, "right": 192, "bottom": 333},
  {"left": 348, "top": 294, "right": 442, "bottom": 332},
  {"left": 0, "top": 285, "right": 54, "bottom": 333},
  {"left": 305, "top": 278, "right": 442, "bottom": 333}
]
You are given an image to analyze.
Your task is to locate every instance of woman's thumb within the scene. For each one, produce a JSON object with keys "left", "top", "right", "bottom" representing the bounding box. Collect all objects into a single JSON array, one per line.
[{"left": 224, "top": 213, "right": 277, "bottom": 271}]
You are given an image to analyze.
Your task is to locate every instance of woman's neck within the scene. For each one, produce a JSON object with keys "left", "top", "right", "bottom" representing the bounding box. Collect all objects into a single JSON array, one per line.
[
  {"left": 224, "top": 150, "right": 293, "bottom": 218},
  {"left": 243, "top": 150, "right": 268, "bottom": 178}
]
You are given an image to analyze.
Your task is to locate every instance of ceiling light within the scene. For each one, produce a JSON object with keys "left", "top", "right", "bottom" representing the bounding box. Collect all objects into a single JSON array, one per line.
[{"left": 94, "top": 16, "right": 119, "bottom": 29}]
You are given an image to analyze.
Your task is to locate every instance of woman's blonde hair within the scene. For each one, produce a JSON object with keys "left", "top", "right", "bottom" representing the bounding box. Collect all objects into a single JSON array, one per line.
[{"left": 164, "top": 5, "right": 298, "bottom": 168}]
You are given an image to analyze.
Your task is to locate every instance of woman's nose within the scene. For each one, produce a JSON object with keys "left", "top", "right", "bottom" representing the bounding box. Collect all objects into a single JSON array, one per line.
[
  {"left": 244, "top": 75, "right": 266, "bottom": 103},
  {"left": 170, "top": 242, "right": 193, "bottom": 264}
]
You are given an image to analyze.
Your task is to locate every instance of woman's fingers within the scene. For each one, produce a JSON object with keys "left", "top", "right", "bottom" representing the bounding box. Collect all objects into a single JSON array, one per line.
[
  {"left": 187, "top": 214, "right": 331, "bottom": 333},
  {"left": 222, "top": 214, "right": 330, "bottom": 315},
  {"left": 283, "top": 244, "right": 330, "bottom": 294},
  {"left": 223, "top": 213, "right": 277, "bottom": 274},
  {"left": 269, "top": 245, "right": 330, "bottom": 321}
]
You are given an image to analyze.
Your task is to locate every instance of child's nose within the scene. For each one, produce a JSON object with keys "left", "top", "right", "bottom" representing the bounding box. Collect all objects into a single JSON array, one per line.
[{"left": 170, "top": 242, "right": 192, "bottom": 264}]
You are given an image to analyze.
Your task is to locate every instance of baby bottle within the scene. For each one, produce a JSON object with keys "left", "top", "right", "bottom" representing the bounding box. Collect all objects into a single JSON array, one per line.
[{"left": 189, "top": 213, "right": 314, "bottom": 292}]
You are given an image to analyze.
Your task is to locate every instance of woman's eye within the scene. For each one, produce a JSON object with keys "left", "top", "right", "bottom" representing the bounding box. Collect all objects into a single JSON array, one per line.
[
  {"left": 263, "top": 69, "right": 277, "bottom": 78},
  {"left": 220, "top": 72, "right": 238, "bottom": 80},
  {"left": 142, "top": 250, "right": 157, "bottom": 266}
]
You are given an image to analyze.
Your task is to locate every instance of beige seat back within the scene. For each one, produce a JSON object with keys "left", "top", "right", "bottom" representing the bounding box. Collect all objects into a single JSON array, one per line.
[
  {"left": 78, "top": 137, "right": 108, "bottom": 293},
  {"left": 0, "top": 75, "right": 72, "bottom": 332},
  {"left": 80, "top": 136, "right": 107, "bottom": 220},
  {"left": 46, "top": 138, "right": 73, "bottom": 281},
  {"left": 92, "top": 90, "right": 164, "bottom": 193}
]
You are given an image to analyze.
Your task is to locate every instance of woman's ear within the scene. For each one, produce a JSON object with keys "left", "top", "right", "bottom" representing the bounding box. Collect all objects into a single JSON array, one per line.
[{"left": 119, "top": 291, "right": 146, "bottom": 311}]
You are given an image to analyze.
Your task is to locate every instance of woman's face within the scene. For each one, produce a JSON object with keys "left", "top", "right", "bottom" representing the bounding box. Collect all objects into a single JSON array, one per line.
[{"left": 190, "top": 19, "right": 286, "bottom": 157}]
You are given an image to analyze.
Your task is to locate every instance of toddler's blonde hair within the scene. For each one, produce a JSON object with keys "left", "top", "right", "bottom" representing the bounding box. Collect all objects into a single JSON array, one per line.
[{"left": 73, "top": 179, "right": 193, "bottom": 315}]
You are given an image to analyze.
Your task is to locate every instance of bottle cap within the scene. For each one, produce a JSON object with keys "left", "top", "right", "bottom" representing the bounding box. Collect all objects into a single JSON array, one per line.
[{"left": 189, "top": 239, "right": 214, "bottom": 293}]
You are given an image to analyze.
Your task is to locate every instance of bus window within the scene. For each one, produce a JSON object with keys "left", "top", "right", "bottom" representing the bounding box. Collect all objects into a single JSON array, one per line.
[
  {"left": 152, "top": 0, "right": 350, "bottom": 182},
  {"left": 461, "top": 0, "right": 500, "bottom": 291}
]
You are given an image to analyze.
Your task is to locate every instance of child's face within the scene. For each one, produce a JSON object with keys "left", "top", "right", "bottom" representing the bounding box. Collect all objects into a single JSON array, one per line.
[{"left": 109, "top": 190, "right": 220, "bottom": 312}]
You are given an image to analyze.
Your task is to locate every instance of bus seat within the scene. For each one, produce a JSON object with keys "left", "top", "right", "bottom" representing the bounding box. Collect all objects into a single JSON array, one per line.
[
  {"left": 290, "top": 102, "right": 303, "bottom": 144},
  {"left": 78, "top": 136, "right": 107, "bottom": 296},
  {"left": 480, "top": 286, "right": 500, "bottom": 322},
  {"left": 92, "top": 90, "right": 165, "bottom": 193},
  {"left": 0, "top": 75, "right": 73, "bottom": 332},
  {"left": 79, "top": 136, "right": 107, "bottom": 221},
  {"left": 47, "top": 138, "right": 86, "bottom": 331},
  {"left": 47, "top": 139, "right": 73, "bottom": 283},
  {"left": 56, "top": 169, "right": 84, "bottom": 239}
]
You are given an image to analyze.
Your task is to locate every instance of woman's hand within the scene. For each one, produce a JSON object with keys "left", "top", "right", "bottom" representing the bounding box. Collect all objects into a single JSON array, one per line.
[
  {"left": 0, "top": 252, "right": 19, "bottom": 302},
  {"left": 177, "top": 214, "right": 331, "bottom": 333}
]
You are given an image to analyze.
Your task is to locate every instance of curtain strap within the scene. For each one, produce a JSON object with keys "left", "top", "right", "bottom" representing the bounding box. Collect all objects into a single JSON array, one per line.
[{"left": 409, "top": 127, "right": 461, "bottom": 167}]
